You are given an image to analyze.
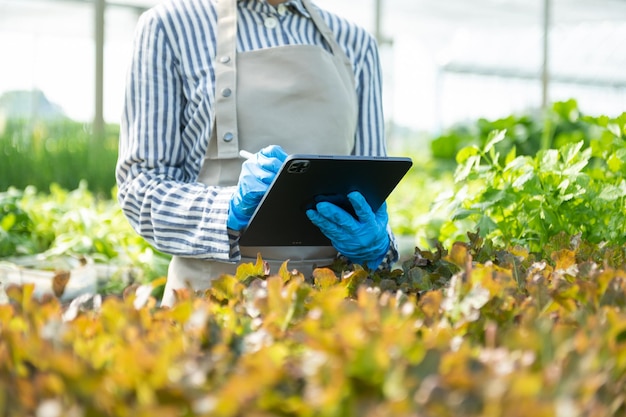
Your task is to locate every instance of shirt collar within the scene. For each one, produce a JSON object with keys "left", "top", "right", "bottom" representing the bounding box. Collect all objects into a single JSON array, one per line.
[{"left": 238, "top": 0, "right": 311, "bottom": 18}]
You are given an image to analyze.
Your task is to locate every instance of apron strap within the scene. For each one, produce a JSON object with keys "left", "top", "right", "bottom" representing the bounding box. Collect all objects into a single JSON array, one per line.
[
  {"left": 214, "top": 0, "right": 240, "bottom": 159},
  {"left": 301, "top": 0, "right": 354, "bottom": 79}
]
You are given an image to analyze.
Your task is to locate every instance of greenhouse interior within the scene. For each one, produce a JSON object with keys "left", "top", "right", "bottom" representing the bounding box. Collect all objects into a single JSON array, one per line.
[{"left": 1, "top": 1, "right": 626, "bottom": 415}]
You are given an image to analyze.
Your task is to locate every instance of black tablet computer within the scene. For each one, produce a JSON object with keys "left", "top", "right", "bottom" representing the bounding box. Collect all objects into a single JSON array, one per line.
[{"left": 238, "top": 154, "right": 413, "bottom": 252}]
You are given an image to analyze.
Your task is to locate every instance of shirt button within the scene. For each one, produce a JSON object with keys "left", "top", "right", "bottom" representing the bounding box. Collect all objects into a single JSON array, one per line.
[
  {"left": 221, "top": 88, "right": 232, "bottom": 98},
  {"left": 277, "top": 4, "right": 287, "bottom": 15},
  {"left": 223, "top": 132, "right": 234, "bottom": 142},
  {"left": 264, "top": 16, "right": 278, "bottom": 29},
  {"left": 219, "top": 55, "right": 231, "bottom": 64}
]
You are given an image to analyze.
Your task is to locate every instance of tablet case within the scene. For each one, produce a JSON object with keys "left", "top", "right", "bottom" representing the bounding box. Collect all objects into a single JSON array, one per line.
[{"left": 239, "top": 154, "right": 413, "bottom": 248}]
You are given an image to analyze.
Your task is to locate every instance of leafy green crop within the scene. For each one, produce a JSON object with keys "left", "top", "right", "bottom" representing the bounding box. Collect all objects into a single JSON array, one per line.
[
  {"left": 393, "top": 100, "right": 624, "bottom": 254},
  {"left": 431, "top": 110, "right": 626, "bottom": 253},
  {"left": 0, "top": 189, "right": 46, "bottom": 257},
  {"left": 0, "top": 183, "right": 170, "bottom": 292}
]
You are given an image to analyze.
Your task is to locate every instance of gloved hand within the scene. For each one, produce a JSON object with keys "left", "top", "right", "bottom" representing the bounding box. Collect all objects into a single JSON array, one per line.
[
  {"left": 227, "top": 145, "right": 288, "bottom": 230},
  {"left": 306, "top": 191, "right": 390, "bottom": 268}
]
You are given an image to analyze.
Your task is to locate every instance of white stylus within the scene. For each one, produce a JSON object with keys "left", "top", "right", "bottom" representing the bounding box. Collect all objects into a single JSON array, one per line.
[{"left": 239, "top": 149, "right": 254, "bottom": 160}]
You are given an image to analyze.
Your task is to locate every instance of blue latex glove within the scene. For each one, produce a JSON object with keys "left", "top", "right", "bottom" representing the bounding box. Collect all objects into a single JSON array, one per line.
[
  {"left": 227, "top": 145, "right": 288, "bottom": 230},
  {"left": 306, "top": 191, "right": 390, "bottom": 268}
]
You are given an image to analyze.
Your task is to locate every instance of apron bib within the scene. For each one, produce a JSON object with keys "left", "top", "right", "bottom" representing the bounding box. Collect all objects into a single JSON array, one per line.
[{"left": 163, "top": 0, "right": 358, "bottom": 306}]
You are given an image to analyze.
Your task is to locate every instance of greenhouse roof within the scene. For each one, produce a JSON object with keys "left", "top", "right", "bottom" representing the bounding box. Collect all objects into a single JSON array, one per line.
[
  {"left": 8, "top": 0, "right": 623, "bottom": 86},
  {"left": 397, "top": 0, "right": 626, "bottom": 87},
  {"left": 2, "top": 0, "right": 625, "bottom": 130},
  {"left": 322, "top": 0, "right": 626, "bottom": 88}
]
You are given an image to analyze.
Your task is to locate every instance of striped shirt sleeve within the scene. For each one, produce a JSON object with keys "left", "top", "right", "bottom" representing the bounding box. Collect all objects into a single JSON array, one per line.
[{"left": 116, "top": 6, "right": 234, "bottom": 261}]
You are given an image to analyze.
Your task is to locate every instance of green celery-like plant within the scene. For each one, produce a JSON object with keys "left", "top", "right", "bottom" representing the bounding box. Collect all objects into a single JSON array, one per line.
[{"left": 436, "top": 121, "right": 626, "bottom": 253}]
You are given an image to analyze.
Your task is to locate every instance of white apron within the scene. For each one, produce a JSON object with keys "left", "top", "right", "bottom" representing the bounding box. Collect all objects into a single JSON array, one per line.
[{"left": 162, "top": 0, "right": 358, "bottom": 306}]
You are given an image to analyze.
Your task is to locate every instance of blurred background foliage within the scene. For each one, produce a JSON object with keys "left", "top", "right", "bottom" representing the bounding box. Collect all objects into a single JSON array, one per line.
[
  {"left": 0, "top": 118, "right": 119, "bottom": 195},
  {"left": 0, "top": 98, "right": 597, "bottom": 196},
  {"left": 429, "top": 99, "right": 591, "bottom": 161}
]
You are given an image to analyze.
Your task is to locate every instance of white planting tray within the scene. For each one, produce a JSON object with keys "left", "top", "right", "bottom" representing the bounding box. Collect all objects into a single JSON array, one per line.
[{"left": 0, "top": 255, "right": 97, "bottom": 303}]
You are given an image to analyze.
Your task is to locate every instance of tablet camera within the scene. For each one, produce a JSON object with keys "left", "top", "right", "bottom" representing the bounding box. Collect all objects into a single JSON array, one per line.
[{"left": 287, "top": 160, "right": 311, "bottom": 174}]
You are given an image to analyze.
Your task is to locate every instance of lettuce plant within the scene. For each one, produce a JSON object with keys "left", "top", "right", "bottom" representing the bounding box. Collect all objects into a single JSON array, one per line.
[{"left": 435, "top": 112, "right": 626, "bottom": 253}]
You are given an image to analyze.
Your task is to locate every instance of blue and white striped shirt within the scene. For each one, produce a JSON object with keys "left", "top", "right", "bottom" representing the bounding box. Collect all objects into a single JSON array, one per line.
[{"left": 116, "top": 0, "right": 398, "bottom": 266}]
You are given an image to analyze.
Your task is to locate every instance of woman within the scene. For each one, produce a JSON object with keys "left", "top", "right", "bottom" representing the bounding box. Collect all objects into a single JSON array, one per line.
[{"left": 116, "top": 0, "right": 398, "bottom": 306}]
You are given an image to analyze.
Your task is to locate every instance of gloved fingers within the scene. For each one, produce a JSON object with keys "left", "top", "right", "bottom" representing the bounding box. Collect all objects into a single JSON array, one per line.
[
  {"left": 241, "top": 159, "right": 278, "bottom": 186},
  {"left": 259, "top": 170, "right": 277, "bottom": 185},
  {"left": 306, "top": 208, "right": 347, "bottom": 237},
  {"left": 315, "top": 201, "right": 360, "bottom": 231},
  {"left": 347, "top": 191, "right": 376, "bottom": 224},
  {"left": 257, "top": 145, "right": 288, "bottom": 174},
  {"left": 259, "top": 145, "right": 288, "bottom": 163},
  {"left": 239, "top": 172, "right": 271, "bottom": 194},
  {"left": 375, "top": 202, "right": 389, "bottom": 223},
  {"left": 255, "top": 154, "right": 283, "bottom": 175}
]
